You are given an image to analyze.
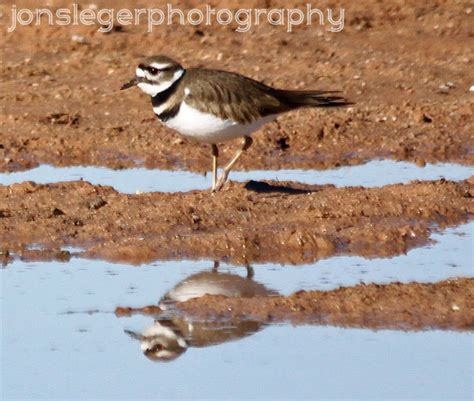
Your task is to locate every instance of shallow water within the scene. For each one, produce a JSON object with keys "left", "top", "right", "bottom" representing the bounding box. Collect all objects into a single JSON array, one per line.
[
  {"left": 1, "top": 160, "right": 472, "bottom": 193},
  {"left": 1, "top": 223, "right": 472, "bottom": 400}
]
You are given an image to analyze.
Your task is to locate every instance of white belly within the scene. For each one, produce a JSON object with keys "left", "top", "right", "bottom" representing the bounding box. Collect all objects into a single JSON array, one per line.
[{"left": 161, "top": 101, "right": 275, "bottom": 143}]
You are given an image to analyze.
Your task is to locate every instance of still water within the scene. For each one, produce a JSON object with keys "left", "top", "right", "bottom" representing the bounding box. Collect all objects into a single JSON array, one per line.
[
  {"left": 1, "top": 160, "right": 473, "bottom": 193},
  {"left": 1, "top": 223, "right": 472, "bottom": 400}
]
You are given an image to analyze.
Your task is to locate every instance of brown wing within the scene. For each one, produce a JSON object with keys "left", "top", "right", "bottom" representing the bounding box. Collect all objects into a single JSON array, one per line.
[
  {"left": 183, "top": 68, "right": 290, "bottom": 124},
  {"left": 183, "top": 68, "right": 351, "bottom": 124}
]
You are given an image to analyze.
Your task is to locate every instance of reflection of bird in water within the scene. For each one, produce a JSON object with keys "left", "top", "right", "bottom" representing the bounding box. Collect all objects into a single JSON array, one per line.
[{"left": 125, "top": 262, "right": 276, "bottom": 362}]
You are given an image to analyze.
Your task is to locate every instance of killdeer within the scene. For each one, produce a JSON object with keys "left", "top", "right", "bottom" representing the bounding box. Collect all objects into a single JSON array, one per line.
[
  {"left": 121, "top": 55, "right": 350, "bottom": 191},
  {"left": 124, "top": 262, "right": 276, "bottom": 361}
]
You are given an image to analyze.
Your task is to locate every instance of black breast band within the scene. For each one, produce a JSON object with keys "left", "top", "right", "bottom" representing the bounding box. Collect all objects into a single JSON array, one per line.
[{"left": 150, "top": 71, "right": 185, "bottom": 122}]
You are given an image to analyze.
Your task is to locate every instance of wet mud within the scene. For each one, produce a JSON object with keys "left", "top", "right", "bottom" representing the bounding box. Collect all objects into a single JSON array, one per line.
[{"left": 0, "top": 178, "right": 472, "bottom": 264}]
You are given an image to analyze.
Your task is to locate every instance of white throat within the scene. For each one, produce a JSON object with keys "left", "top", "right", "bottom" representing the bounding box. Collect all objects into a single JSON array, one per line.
[{"left": 136, "top": 68, "right": 184, "bottom": 97}]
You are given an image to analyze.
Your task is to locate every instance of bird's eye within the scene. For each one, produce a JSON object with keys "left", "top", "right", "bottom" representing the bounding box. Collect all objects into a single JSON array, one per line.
[
  {"left": 150, "top": 343, "right": 164, "bottom": 352},
  {"left": 148, "top": 67, "right": 159, "bottom": 75}
]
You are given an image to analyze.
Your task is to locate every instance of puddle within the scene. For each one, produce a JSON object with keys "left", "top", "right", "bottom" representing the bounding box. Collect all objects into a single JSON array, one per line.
[
  {"left": 1, "top": 223, "right": 472, "bottom": 399},
  {"left": 0, "top": 160, "right": 472, "bottom": 193}
]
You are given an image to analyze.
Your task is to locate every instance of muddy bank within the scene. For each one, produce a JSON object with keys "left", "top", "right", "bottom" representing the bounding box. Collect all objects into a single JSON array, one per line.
[
  {"left": 1, "top": 1, "right": 473, "bottom": 173},
  {"left": 0, "top": 177, "right": 472, "bottom": 264},
  {"left": 116, "top": 278, "right": 474, "bottom": 331}
]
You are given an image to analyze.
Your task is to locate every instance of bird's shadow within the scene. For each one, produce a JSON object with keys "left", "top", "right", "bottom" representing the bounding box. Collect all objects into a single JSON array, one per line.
[{"left": 244, "top": 180, "right": 320, "bottom": 194}]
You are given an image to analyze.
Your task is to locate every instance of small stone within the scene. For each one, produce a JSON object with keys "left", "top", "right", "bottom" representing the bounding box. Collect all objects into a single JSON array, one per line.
[
  {"left": 469, "top": 85, "right": 474, "bottom": 92},
  {"left": 191, "top": 214, "right": 201, "bottom": 224},
  {"left": 438, "top": 84, "right": 450, "bottom": 93},
  {"left": 71, "top": 34, "right": 87, "bottom": 44},
  {"left": 52, "top": 208, "right": 65, "bottom": 216},
  {"left": 451, "top": 304, "right": 460, "bottom": 311}
]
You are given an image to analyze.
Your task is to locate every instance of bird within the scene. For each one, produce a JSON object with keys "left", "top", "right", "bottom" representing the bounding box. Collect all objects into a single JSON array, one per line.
[
  {"left": 124, "top": 262, "right": 276, "bottom": 362},
  {"left": 121, "top": 55, "right": 350, "bottom": 191}
]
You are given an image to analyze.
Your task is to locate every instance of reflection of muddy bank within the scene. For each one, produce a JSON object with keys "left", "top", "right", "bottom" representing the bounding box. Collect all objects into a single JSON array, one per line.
[
  {"left": 119, "top": 278, "right": 474, "bottom": 332},
  {"left": 120, "top": 263, "right": 275, "bottom": 361},
  {"left": 1, "top": 178, "right": 472, "bottom": 264}
]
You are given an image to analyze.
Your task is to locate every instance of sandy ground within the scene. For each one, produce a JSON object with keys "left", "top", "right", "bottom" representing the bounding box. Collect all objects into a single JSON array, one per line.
[
  {"left": 0, "top": 1, "right": 473, "bottom": 326},
  {"left": 116, "top": 278, "right": 474, "bottom": 331},
  {"left": 0, "top": 0, "right": 473, "bottom": 173}
]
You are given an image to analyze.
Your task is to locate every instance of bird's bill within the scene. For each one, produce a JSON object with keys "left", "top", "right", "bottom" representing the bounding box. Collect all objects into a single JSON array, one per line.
[
  {"left": 124, "top": 329, "right": 143, "bottom": 340},
  {"left": 120, "top": 77, "right": 142, "bottom": 91}
]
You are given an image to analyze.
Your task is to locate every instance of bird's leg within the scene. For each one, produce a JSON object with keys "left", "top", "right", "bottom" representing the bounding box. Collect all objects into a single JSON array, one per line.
[
  {"left": 214, "top": 136, "right": 253, "bottom": 192},
  {"left": 245, "top": 264, "right": 255, "bottom": 279},
  {"left": 211, "top": 144, "right": 219, "bottom": 191}
]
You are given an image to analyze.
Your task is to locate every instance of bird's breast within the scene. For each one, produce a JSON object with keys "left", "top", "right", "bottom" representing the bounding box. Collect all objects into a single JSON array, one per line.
[{"left": 156, "top": 102, "right": 275, "bottom": 143}]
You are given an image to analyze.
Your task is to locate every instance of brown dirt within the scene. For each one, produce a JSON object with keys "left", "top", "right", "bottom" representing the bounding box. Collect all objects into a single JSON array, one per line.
[
  {"left": 0, "top": 177, "right": 472, "bottom": 264},
  {"left": 1, "top": 1, "right": 473, "bottom": 173},
  {"left": 116, "top": 278, "right": 474, "bottom": 331}
]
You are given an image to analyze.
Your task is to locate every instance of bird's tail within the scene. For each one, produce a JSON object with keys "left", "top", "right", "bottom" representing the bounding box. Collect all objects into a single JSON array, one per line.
[{"left": 275, "top": 89, "right": 352, "bottom": 109}]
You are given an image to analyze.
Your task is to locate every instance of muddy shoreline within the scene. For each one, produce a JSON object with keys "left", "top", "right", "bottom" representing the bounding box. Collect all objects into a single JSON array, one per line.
[
  {"left": 116, "top": 278, "right": 474, "bottom": 331},
  {"left": 0, "top": 177, "right": 472, "bottom": 265}
]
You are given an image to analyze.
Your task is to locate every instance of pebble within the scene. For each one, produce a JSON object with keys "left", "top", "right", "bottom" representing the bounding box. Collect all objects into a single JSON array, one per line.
[
  {"left": 451, "top": 304, "right": 460, "bottom": 311},
  {"left": 438, "top": 84, "right": 450, "bottom": 93},
  {"left": 71, "top": 34, "right": 87, "bottom": 44},
  {"left": 469, "top": 85, "right": 474, "bottom": 92}
]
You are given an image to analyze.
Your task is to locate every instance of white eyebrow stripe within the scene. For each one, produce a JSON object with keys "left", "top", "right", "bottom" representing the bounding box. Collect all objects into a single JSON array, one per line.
[{"left": 150, "top": 62, "right": 172, "bottom": 69}]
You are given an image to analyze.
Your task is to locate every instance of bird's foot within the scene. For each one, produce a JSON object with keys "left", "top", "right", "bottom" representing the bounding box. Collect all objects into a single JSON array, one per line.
[{"left": 213, "top": 170, "right": 230, "bottom": 192}]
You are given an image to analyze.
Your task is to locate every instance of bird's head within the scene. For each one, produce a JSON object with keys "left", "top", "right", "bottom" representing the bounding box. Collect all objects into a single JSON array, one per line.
[
  {"left": 121, "top": 55, "right": 184, "bottom": 97},
  {"left": 125, "top": 320, "right": 188, "bottom": 362}
]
